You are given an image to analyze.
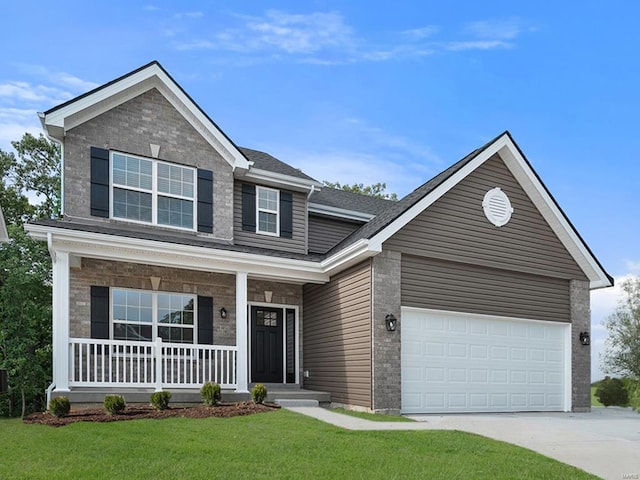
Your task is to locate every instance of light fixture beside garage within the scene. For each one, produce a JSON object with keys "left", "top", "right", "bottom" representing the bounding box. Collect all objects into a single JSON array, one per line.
[
  {"left": 579, "top": 331, "right": 590, "bottom": 346},
  {"left": 385, "top": 314, "right": 397, "bottom": 332},
  {"left": 220, "top": 307, "right": 227, "bottom": 319}
]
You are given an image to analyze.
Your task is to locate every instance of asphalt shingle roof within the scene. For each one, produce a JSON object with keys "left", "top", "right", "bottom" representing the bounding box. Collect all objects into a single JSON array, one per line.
[
  {"left": 309, "top": 187, "right": 395, "bottom": 216},
  {"left": 239, "top": 147, "right": 318, "bottom": 182}
]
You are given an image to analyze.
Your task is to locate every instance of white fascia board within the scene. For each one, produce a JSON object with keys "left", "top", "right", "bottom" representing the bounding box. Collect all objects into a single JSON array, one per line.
[
  {"left": 242, "top": 168, "right": 323, "bottom": 192},
  {"left": 367, "top": 132, "right": 611, "bottom": 289},
  {"left": 308, "top": 203, "right": 374, "bottom": 222},
  {"left": 26, "top": 224, "right": 328, "bottom": 284},
  {"left": 320, "top": 238, "right": 380, "bottom": 274},
  {"left": 497, "top": 141, "right": 612, "bottom": 289},
  {"left": 42, "top": 64, "right": 250, "bottom": 171},
  {"left": 0, "top": 206, "right": 8, "bottom": 242},
  {"left": 368, "top": 135, "right": 508, "bottom": 251}
]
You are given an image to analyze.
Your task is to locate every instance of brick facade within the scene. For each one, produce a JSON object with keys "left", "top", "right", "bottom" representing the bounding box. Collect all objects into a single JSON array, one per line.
[
  {"left": 70, "top": 258, "right": 236, "bottom": 344},
  {"left": 570, "top": 279, "right": 592, "bottom": 412},
  {"left": 63, "top": 88, "right": 235, "bottom": 241},
  {"left": 371, "top": 249, "right": 402, "bottom": 414}
]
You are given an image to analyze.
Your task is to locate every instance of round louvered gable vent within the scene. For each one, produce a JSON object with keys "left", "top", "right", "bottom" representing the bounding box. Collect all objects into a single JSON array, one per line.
[{"left": 482, "top": 188, "right": 513, "bottom": 227}]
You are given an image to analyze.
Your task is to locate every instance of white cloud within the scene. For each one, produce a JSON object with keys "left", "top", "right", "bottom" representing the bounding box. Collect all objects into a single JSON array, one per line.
[
  {"left": 625, "top": 260, "right": 640, "bottom": 274},
  {"left": 401, "top": 26, "right": 440, "bottom": 40},
  {"left": 170, "top": 10, "right": 535, "bottom": 64},
  {"left": 444, "top": 40, "right": 513, "bottom": 51},
  {"left": 464, "top": 18, "right": 528, "bottom": 40},
  {"left": 259, "top": 117, "right": 441, "bottom": 197}
]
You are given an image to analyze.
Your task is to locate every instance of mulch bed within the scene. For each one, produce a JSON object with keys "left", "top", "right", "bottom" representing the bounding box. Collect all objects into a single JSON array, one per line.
[{"left": 23, "top": 402, "right": 280, "bottom": 427}]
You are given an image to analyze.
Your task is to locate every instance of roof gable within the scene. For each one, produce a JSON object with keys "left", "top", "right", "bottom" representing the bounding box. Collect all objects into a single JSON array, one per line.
[
  {"left": 41, "top": 61, "right": 251, "bottom": 172},
  {"left": 326, "top": 132, "right": 612, "bottom": 289}
]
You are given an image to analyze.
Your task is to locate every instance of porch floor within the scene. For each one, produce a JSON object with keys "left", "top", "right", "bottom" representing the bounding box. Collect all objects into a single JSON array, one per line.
[{"left": 54, "top": 386, "right": 330, "bottom": 406}]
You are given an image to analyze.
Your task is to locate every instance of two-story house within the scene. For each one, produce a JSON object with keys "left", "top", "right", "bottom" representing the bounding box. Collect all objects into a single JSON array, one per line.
[{"left": 27, "top": 61, "right": 612, "bottom": 414}]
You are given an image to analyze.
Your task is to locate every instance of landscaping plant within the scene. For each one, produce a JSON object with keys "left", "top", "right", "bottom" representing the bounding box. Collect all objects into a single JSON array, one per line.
[
  {"left": 103, "top": 394, "right": 126, "bottom": 415},
  {"left": 150, "top": 391, "right": 172, "bottom": 410},
  {"left": 200, "top": 382, "right": 221, "bottom": 406},
  {"left": 251, "top": 383, "right": 267, "bottom": 404},
  {"left": 48, "top": 396, "right": 70, "bottom": 418}
]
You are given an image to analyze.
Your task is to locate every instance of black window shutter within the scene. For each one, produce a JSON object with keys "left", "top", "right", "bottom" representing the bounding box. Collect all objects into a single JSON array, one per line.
[
  {"left": 280, "top": 191, "right": 293, "bottom": 239},
  {"left": 241, "top": 184, "right": 256, "bottom": 232},
  {"left": 90, "top": 147, "right": 110, "bottom": 218},
  {"left": 197, "top": 169, "right": 213, "bottom": 233},
  {"left": 90, "top": 286, "right": 110, "bottom": 339},
  {"left": 197, "top": 296, "right": 214, "bottom": 345}
]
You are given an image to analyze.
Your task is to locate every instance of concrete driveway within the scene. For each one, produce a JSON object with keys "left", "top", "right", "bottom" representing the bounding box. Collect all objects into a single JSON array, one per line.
[
  {"left": 287, "top": 404, "right": 639, "bottom": 479},
  {"left": 408, "top": 407, "right": 640, "bottom": 480}
]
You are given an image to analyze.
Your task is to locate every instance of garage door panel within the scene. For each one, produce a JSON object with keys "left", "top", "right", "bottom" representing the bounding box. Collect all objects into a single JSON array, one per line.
[{"left": 401, "top": 309, "right": 569, "bottom": 413}]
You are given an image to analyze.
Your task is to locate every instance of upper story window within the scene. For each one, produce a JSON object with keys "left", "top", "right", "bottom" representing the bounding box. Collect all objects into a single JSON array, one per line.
[
  {"left": 257, "top": 186, "right": 279, "bottom": 235},
  {"left": 111, "top": 152, "right": 195, "bottom": 230}
]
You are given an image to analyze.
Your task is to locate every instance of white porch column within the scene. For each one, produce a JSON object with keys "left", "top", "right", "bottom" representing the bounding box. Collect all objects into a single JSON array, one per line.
[
  {"left": 52, "top": 249, "right": 70, "bottom": 391},
  {"left": 235, "top": 271, "right": 248, "bottom": 392}
]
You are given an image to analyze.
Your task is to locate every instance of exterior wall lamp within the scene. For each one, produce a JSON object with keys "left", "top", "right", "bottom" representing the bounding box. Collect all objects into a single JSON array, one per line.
[
  {"left": 220, "top": 307, "right": 227, "bottom": 319},
  {"left": 385, "top": 314, "right": 398, "bottom": 332},
  {"left": 579, "top": 331, "right": 590, "bottom": 346}
]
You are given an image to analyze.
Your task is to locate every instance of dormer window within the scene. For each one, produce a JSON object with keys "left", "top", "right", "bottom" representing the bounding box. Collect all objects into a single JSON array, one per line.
[
  {"left": 257, "top": 186, "right": 279, "bottom": 235},
  {"left": 111, "top": 152, "right": 195, "bottom": 230}
]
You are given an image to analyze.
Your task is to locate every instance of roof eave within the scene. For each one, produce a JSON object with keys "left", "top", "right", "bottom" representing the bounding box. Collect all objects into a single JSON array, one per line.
[{"left": 40, "top": 61, "right": 251, "bottom": 171}]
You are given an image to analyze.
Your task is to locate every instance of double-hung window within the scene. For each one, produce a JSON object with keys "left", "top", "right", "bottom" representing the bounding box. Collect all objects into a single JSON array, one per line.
[
  {"left": 112, "top": 289, "right": 196, "bottom": 344},
  {"left": 111, "top": 152, "right": 195, "bottom": 230},
  {"left": 257, "top": 186, "right": 279, "bottom": 235}
]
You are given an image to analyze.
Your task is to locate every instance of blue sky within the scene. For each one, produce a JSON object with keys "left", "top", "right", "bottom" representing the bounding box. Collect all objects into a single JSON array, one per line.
[{"left": 1, "top": 1, "right": 637, "bottom": 380}]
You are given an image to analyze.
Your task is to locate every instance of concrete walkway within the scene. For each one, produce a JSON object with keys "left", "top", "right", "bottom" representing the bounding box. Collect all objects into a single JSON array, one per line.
[{"left": 285, "top": 406, "right": 640, "bottom": 480}]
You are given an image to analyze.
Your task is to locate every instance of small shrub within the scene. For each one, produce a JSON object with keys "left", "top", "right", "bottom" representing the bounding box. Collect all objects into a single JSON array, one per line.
[
  {"left": 104, "top": 394, "right": 126, "bottom": 415},
  {"left": 251, "top": 383, "right": 267, "bottom": 404},
  {"left": 595, "top": 377, "right": 629, "bottom": 407},
  {"left": 201, "top": 382, "right": 221, "bottom": 406},
  {"left": 150, "top": 391, "right": 172, "bottom": 410},
  {"left": 48, "top": 396, "right": 71, "bottom": 418}
]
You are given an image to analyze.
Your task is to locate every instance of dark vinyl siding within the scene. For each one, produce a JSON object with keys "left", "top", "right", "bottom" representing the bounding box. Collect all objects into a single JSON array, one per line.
[
  {"left": 303, "top": 261, "right": 372, "bottom": 407},
  {"left": 234, "top": 182, "right": 307, "bottom": 254},
  {"left": 385, "top": 154, "right": 587, "bottom": 280},
  {"left": 308, "top": 215, "right": 364, "bottom": 254},
  {"left": 401, "top": 255, "right": 570, "bottom": 322}
]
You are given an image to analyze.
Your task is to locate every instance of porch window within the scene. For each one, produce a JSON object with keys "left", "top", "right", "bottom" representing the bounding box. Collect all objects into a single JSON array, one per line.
[
  {"left": 111, "top": 152, "right": 195, "bottom": 230},
  {"left": 256, "top": 186, "right": 279, "bottom": 235},
  {"left": 112, "top": 289, "right": 196, "bottom": 344}
]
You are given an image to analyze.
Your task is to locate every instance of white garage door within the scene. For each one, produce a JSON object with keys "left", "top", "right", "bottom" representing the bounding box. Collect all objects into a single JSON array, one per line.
[{"left": 401, "top": 308, "right": 570, "bottom": 414}]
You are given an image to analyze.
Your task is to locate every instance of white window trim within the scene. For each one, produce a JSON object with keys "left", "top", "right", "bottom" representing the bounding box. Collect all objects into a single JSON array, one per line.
[
  {"left": 256, "top": 185, "right": 280, "bottom": 236},
  {"left": 110, "top": 288, "right": 197, "bottom": 344},
  {"left": 109, "top": 152, "right": 197, "bottom": 232}
]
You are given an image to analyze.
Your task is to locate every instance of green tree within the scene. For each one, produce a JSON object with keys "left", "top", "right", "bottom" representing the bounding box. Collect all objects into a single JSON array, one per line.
[
  {"left": 602, "top": 278, "right": 640, "bottom": 380},
  {"left": 323, "top": 181, "right": 398, "bottom": 201},
  {"left": 0, "top": 133, "right": 60, "bottom": 417}
]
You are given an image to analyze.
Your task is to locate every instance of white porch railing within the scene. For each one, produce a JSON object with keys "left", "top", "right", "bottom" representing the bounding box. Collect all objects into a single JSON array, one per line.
[{"left": 69, "top": 338, "right": 237, "bottom": 390}]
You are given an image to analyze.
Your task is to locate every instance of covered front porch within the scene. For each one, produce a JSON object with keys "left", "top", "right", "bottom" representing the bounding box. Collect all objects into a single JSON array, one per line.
[{"left": 31, "top": 223, "right": 331, "bottom": 402}]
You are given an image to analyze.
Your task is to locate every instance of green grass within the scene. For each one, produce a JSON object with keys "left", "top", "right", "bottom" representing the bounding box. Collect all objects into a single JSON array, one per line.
[
  {"left": 330, "top": 407, "right": 414, "bottom": 422},
  {"left": 591, "top": 386, "right": 604, "bottom": 407},
  {"left": 0, "top": 410, "right": 597, "bottom": 479}
]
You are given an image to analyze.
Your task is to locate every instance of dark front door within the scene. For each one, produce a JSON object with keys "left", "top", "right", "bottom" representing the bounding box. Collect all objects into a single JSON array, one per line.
[{"left": 251, "top": 306, "right": 283, "bottom": 383}]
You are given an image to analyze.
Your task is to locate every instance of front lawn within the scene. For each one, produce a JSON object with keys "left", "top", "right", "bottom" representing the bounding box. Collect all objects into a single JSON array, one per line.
[
  {"left": 591, "top": 386, "right": 604, "bottom": 407},
  {"left": 0, "top": 410, "right": 597, "bottom": 479}
]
